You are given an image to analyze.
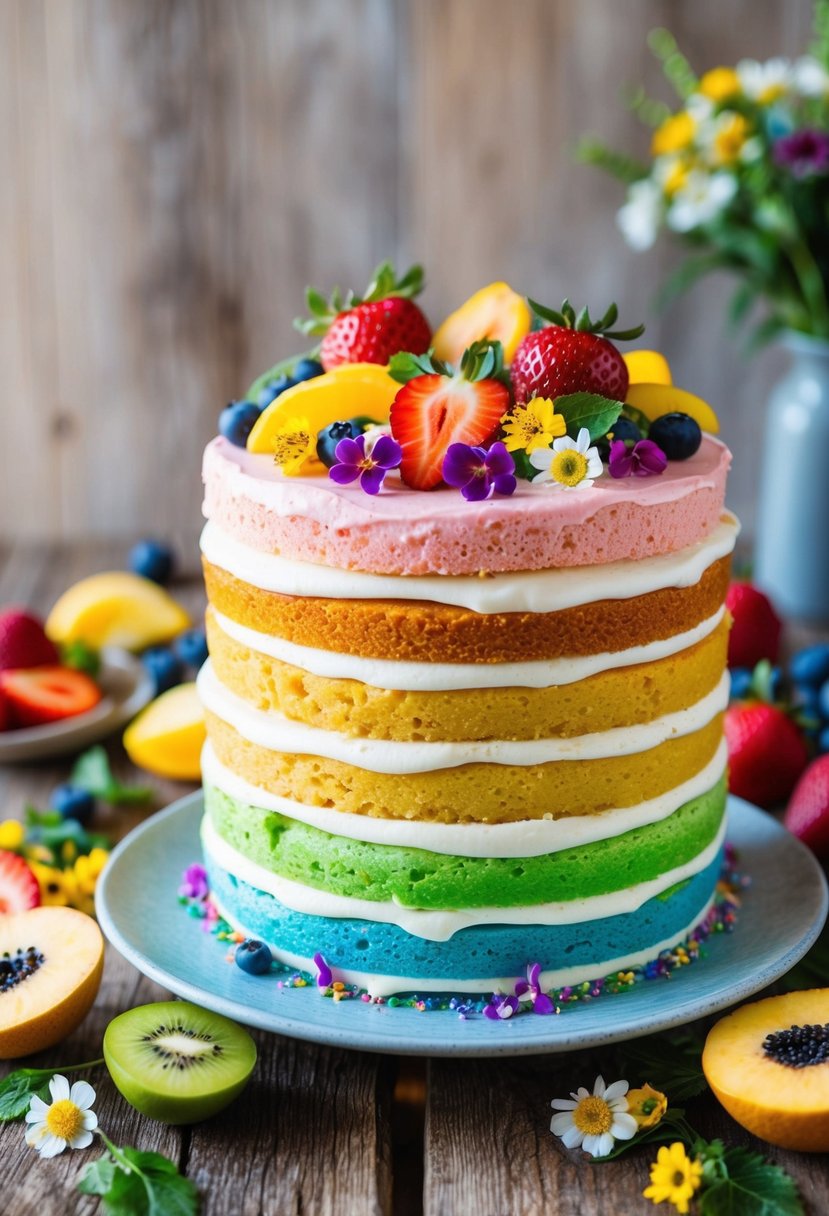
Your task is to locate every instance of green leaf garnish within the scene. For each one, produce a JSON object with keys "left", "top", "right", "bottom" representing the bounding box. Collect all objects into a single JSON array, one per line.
[
  {"left": 615, "top": 1029, "right": 708, "bottom": 1101},
  {"left": 554, "top": 393, "right": 625, "bottom": 442},
  {"left": 70, "top": 746, "right": 152, "bottom": 807},
  {"left": 294, "top": 261, "right": 424, "bottom": 337},
  {"left": 79, "top": 1137, "right": 199, "bottom": 1216},
  {"left": 698, "top": 1144, "right": 803, "bottom": 1216},
  {"left": 60, "top": 640, "right": 101, "bottom": 678},
  {"left": 0, "top": 1060, "right": 103, "bottom": 1122}
]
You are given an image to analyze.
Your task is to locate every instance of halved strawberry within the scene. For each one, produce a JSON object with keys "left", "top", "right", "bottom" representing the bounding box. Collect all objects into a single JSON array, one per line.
[
  {"left": 0, "top": 850, "right": 41, "bottom": 913},
  {"left": 0, "top": 666, "right": 102, "bottom": 728}
]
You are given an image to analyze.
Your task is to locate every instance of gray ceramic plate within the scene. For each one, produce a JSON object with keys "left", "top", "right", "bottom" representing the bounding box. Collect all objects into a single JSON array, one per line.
[
  {"left": 0, "top": 648, "right": 154, "bottom": 763},
  {"left": 97, "top": 792, "right": 828, "bottom": 1057}
]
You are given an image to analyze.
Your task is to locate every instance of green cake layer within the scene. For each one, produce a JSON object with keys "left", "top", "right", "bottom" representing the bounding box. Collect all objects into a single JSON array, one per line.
[{"left": 204, "top": 775, "right": 726, "bottom": 911}]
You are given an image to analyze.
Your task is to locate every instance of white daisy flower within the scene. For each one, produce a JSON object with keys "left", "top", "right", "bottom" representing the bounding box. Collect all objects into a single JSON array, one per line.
[
  {"left": 666, "top": 170, "right": 738, "bottom": 233},
  {"left": 529, "top": 428, "right": 603, "bottom": 491},
  {"left": 616, "top": 178, "right": 662, "bottom": 251},
  {"left": 550, "top": 1074, "right": 638, "bottom": 1158},
  {"left": 792, "top": 55, "right": 829, "bottom": 98},
  {"left": 24, "top": 1075, "right": 98, "bottom": 1158},
  {"left": 736, "top": 57, "right": 791, "bottom": 104},
  {"left": 696, "top": 111, "right": 762, "bottom": 167}
]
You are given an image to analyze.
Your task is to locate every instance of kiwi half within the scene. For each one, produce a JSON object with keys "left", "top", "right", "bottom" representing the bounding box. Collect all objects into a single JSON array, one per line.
[{"left": 104, "top": 1000, "right": 256, "bottom": 1124}]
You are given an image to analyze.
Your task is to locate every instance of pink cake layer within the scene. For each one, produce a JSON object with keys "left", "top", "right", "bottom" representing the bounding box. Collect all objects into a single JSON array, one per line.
[{"left": 202, "top": 435, "right": 731, "bottom": 576}]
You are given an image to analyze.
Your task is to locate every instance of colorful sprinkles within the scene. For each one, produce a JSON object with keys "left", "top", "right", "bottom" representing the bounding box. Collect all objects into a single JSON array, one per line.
[{"left": 176, "top": 847, "right": 746, "bottom": 1022}]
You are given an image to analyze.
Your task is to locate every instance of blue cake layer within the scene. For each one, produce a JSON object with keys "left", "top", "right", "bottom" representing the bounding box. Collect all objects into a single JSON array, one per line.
[{"left": 205, "top": 847, "right": 723, "bottom": 986}]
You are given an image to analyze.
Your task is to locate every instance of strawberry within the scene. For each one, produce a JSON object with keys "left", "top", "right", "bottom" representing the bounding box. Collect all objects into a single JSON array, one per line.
[
  {"left": 0, "top": 849, "right": 41, "bottom": 913},
  {"left": 0, "top": 665, "right": 102, "bottom": 728},
  {"left": 0, "top": 687, "right": 7, "bottom": 732},
  {"left": 0, "top": 608, "right": 59, "bottom": 671},
  {"left": 511, "top": 299, "right": 644, "bottom": 403},
  {"left": 389, "top": 341, "right": 510, "bottom": 490},
  {"left": 725, "top": 582, "right": 782, "bottom": 669},
  {"left": 725, "top": 700, "right": 809, "bottom": 809},
  {"left": 296, "top": 261, "right": 431, "bottom": 370},
  {"left": 784, "top": 755, "right": 829, "bottom": 861}
]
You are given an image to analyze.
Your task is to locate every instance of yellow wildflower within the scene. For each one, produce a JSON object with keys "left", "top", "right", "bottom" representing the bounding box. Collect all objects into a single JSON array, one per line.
[
  {"left": 626, "top": 1083, "right": 668, "bottom": 1129},
  {"left": 29, "top": 862, "right": 75, "bottom": 908},
  {"left": 73, "top": 847, "right": 109, "bottom": 897},
  {"left": 698, "top": 67, "right": 740, "bottom": 102},
  {"left": 652, "top": 112, "right": 695, "bottom": 157},
  {"left": 272, "top": 415, "right": 319, "bottom": 476},
  {"left": 643, "top": 1142, "right": 703, "bottom": 1214},
  {"left": 500, "top": 398, "right": 566, "bottom": 454},
  {"left": 659, "top": 157, "right": 692, "bottom": 197},
  {"left": 0, "top": 819, "right": 25, "bottom": 851},
  {"left": 712, "top": 113, "right": 752, "bottom": 165}
]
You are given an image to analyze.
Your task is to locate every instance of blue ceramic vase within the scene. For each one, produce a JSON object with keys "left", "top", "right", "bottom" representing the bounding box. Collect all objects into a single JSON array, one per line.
[{"left": 754, "top": 332, "right": 829, "bottom": 621}]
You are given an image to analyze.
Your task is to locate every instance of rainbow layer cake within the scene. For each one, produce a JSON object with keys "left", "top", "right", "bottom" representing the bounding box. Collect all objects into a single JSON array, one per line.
[{"left": 198, "top": 272, "right": 735, "bottom": 1000}]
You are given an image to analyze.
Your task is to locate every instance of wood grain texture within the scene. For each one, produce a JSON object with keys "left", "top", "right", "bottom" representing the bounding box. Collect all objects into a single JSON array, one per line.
[{"left": 0, "top": 0, "right": 817, "bottom": 549}]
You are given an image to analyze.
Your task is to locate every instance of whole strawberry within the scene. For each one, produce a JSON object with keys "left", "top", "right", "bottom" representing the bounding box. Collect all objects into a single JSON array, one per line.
[
  {"left": 725, "top": 582, "right": 782, "bottom": 669},
  {"left": 784, "top": 755, "right": 829, "bottom": 860},
  {"left": 0, "top": 608, "right": 59, "bottom": 671},
  {"left": 296, "top": 262, "right": 431, "bottom": 370},
  {"left": 725, "top": 699, "right": 809, "bottom": 808},
  {"left": 511, "top": 299, "right": 644, "bottom": 403}
]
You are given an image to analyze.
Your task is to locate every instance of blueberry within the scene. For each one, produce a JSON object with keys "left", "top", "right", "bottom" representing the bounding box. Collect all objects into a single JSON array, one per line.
[
  {"left": 316, "top": 420, "right": 360, "bottom": 468},
  {"left": 729, "top": 667, "right": 753, "bottom": 700},
  {"left": 791, "top": 644, "right": 829, "bottom": 688},
  {"left": 50, "top": 784, "right": 95, "bottom": 825},
  {"left": 174, "top": 629, "right": 209, "bottom": 671},
  {"left": 794, "top": 683, "right": 822, "bottom": 719},
  {"left": 258, "top": 375, "right": 295, "bottom": 409},
  {"left": 608, "top": 417, "right": 642, "bottom": 444},
  {"left": 129, "top": 539, "right": 175, "bottom": 585},
  {"left": 819, "top": 726, "right": 829, "bottom": 753},
  {"left": 235, "top": 938, "right": 272, "bottom": 975},
  {"left": 141, "top": 646, "right": 184, "bottom": 695},
  {"left": 291, "top": 358, "right": 324, "bottom": 383},
  {"left": 648, "top": 412, "right": 702, "bottom": 461},
  {"left": 768, "top": 664, "right": 783, "bottom": 700},
  {"left": 219, "top": 400, "right": 262, "bottom": 447}
]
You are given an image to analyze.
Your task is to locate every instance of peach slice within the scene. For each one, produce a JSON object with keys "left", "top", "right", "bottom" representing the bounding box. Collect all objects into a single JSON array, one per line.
[
  {"left": 623, "top": 349, "right": 673, "bottom": 386},
  {"left": 432, "top": 282, "right": 531, "bottom": 365},
  {"left": 625, "top": 382, "right": 720, "bottom": 435},
  {"left": 123, "top": 681, "right": 205, "bottom": 780}
]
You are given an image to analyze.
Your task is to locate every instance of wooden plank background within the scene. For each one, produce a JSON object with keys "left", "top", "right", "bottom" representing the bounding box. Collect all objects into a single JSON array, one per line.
[{"left": 0, "top": 0, "right": 815, "bottom": 551}]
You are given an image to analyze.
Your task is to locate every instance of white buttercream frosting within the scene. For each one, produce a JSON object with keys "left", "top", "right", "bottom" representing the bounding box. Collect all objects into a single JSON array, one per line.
[
  {"left": 201, "top": 812, "right": 726, "bottom": 941},
  {"left": 211, "top": 606, "right": 726, "bottom": 691},
  {"left": 198, "top": 661, "right": 728, "bottom": 771},
  {"left": 200, "top": 514, "right": 739, "bottom": 614}
]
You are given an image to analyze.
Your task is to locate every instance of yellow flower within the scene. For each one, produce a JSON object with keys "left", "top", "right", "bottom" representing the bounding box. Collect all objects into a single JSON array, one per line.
[
  {"left": 652, "top": 112, "right": 695, "bottom": 157},
  {"left": 712, "top": 113, "right": 751, "bottom": 165},
  {"left": 643, "top": 1142, "right": 704, "bottom": 1214},
  {"left": 0, "top": 819, "right": 25, "bottom": 851},
  {"left": 627, "top": 1083, "right": 668, "bottom": 1129},
  {"left": 500, "top": 398, "right": 566, "bottom": 454},
  {"left": 659, "top": 157, "right": 692, "bottom": 198},
  {"left": 29, "top": 862, "right": 75, "bottom": 908},
  {"left": 73, "top": 847, "right": 109, "bottom": 897},
  {"left": 698, "top": 67, "right": 740, "bottom": 102},
  {"left": 272, "top": 415, "right": 319, "bottom": 476}
]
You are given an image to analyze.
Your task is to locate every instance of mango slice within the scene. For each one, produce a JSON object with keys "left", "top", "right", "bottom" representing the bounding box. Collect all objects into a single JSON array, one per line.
[
  {"left": 46, "top": 573, "right": 190, "bottom": 651},
  {"left": 624, "top": 349, "right": 673, "bottom": 386},
  {"left": 123, "top": 682, "right": 205, "bottom": 781},
  {"left": 432, "top": 282, "right": 531, "bottom": 365},
  {"left": 625, "top": 382, "right": 720, "bottom": 434}
]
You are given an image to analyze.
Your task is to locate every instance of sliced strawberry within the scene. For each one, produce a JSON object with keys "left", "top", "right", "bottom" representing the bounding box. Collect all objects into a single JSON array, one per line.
[
  {"left": 390, "top": 374, "right": 509, "bottom": 490},
  {"left": 0, "top": 849, "right": 41, "bottom": 913},
  {"left": 0, "top": 666, "right": 102, "bottom": 728},
  {"left": 0, "top": 609, "right": 60, "bottom": 671},
  {"left": 784, "top": 755, "right": 829, "bottom": 860}
]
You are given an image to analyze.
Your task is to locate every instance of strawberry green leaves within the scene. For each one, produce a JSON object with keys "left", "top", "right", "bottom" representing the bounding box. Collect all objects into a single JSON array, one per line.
[
  {"left": 528, "top": 297, "right": 645, "bottom": 340},
  {"left": 296, "top": 261, "right": 425, "bottom": 336},
  {"left": 389, "top": 340, "right": 510, "bottom": 387}
]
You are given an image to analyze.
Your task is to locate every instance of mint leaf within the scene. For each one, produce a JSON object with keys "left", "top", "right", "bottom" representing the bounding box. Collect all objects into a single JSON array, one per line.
[
  {"left": 79, "top": 1145, "right": 199, "bottom": 1216},
  {"left": 78, "top": 1154, "right": 117, "bottom": 1196},
  {"left": 122, "top": 1149, "right": 199, "bottom": 1216},
  {"left": 554, "top": 393, "right": 624, "bottom": 442},
  {"left": 0, "top": 1069, "right": 52, "bottom": 1121},
  {"left": 71, "top": 746, "right": 152, "bottom": 806},
  {"left": 700, "top": 1146, "right": 803, "bottom": 1216}
]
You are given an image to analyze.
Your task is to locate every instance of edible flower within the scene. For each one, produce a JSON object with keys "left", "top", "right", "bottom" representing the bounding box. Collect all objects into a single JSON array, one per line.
[
  {"left": 550, "top": 1074, "right": 637, "bottom": 1157},
  {"left": 272, "top": 415, "right": 318, "bottom": 476},
  {"left": 25, "top": 1075, "right": 97, "bottom": 1158},
  {"left": 178, "top": 862, "right": 209, "bottom": 901},
  {"left": 626, "top": 1083, "right": 668, "bottom": 1129},
  {"left": 530, "top": 428, "right": 602, "bottom": 491},
  {"left": 313, "top": 952, "right": 333, "bottom": 989},
  {"left": 483, "top": 993, "right": 521, "bottom": 1020},
  {"left": 329, "top": 432, "right": 402, "bottom": 495},
  {"left": 442, "top": 442, "right": 516, "bottom": 502},
  {"left": 514, "top": 962, "right": 555, "bottom": 1015},
  {"left": 643, "top": 1142, "right": 704, "bottom": 1214},
  {"left": 608, "top": 438, "right": 668, "bottom": 479},
  {"left": 500, "top": 398, "right": 566, "bottom": 455},
  {"left": 774, "top": 129, "right": 829, "bottom": 177}
]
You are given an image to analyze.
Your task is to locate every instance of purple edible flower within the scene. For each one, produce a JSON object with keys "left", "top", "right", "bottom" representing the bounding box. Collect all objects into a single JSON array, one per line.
[
  {"left": 608, "top": 438, "right": 668, "bottom": 479},
  {"left": 179, "top": 862, "right": 208, "bottom": 901},
  {"left": 313, "top": 952, "right": 333, "bottom": 989},
  {"left": 483, "top": 993, "right": 521, "bottom": 1020},
  {"left": 773, "top": 129, "right": 829, "bottom": 177},
  {"left": 442, "top": 441, "right": 516, "bottom": 502},
  {"left": 329, "top": 432, "right": 402, "bottom": 495},
  {"left": 514, "top": 962, "right": 555, "bottom": 1015}
]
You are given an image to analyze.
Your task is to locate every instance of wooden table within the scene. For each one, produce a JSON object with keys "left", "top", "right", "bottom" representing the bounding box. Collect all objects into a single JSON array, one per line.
[{"left": 1, "top": 541, "right": 828, "bottom": 1216}]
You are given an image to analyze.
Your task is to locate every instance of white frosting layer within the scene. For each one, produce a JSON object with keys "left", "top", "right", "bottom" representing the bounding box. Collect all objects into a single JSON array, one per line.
[
  {"left": 200, "top": 514, "right": 739, "bottom": 614},
  {"left": 210, "top": 893, "right": 717, "bottom": 998},
  {"left": 212, "top": 606, "right": 726, "bottom": 691},
  {"left": 202, "top": 739, "right": 728, "bottom": 858},
  {"left": 202, "top": 812, "right": 726, "bottom": 941},
  {"left": 199, "top": 661, "right": 729, "bottom": 771}
]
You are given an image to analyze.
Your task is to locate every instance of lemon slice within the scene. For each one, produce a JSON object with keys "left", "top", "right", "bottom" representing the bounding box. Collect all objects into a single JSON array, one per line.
[
  {"left": 625, "top": 382, "right": 720, "bottom": 434},
  {"left": 46, "top": 573, "right": 190, "bottom": 651},
  {"left": 623, "top": 349, "right": 673, "bottom": 386},
  {"left": 123, "top": 683, "right": 205, "bottom": 780}
]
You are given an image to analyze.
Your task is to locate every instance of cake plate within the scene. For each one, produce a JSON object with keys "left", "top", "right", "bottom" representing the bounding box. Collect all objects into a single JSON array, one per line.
[{"left": 96, "top": 792, "right": 828, "bottom": 1058}]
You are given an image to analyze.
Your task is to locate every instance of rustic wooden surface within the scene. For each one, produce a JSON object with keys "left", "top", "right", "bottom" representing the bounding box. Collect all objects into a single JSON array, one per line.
[
  {"left": 0, "top": 0, "right": 818, "bottom": 548},
  {"left": 0, "top": 538, "right": 828, "bottom": 1215}
]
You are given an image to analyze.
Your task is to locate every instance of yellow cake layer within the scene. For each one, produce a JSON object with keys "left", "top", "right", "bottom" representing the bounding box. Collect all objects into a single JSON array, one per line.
[
  {"left": 204, "top": 711, "right": 724, "bottom": 825},
  {"left": 205, "top": 608, "right": 729, "bottom": 743},
  {"left": 202, "top": 555, "right": 731, "bottom": 664}
]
